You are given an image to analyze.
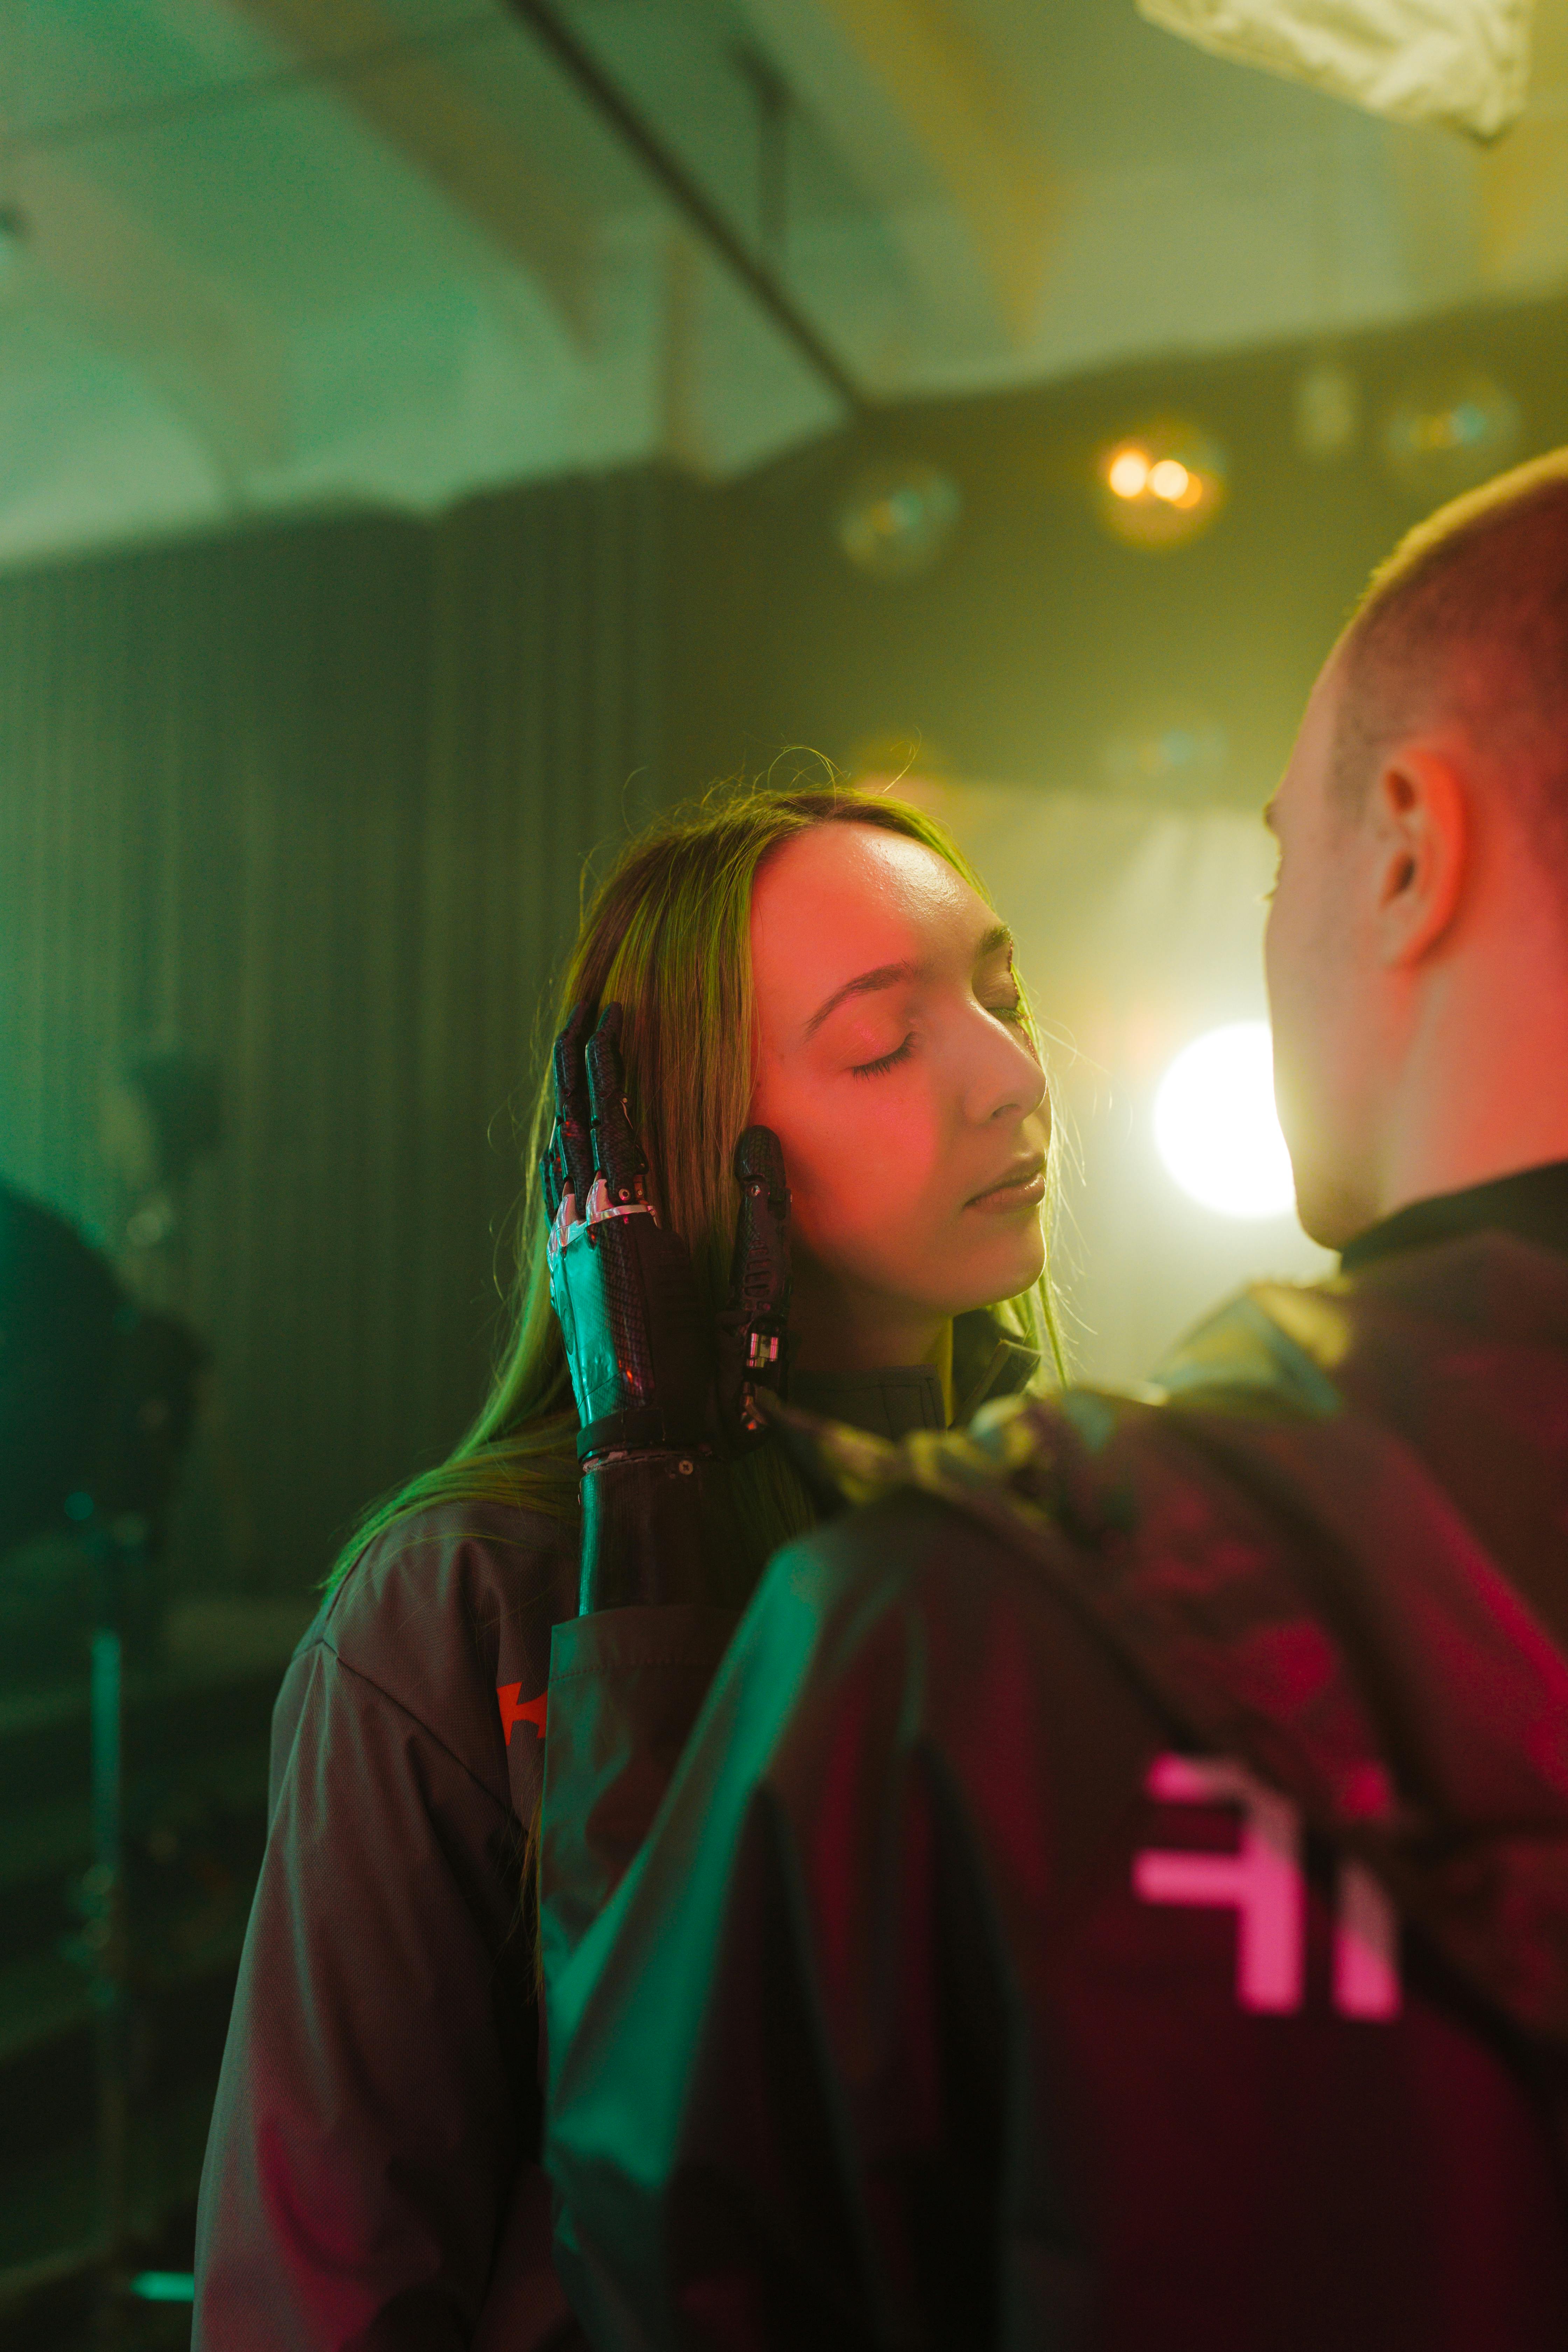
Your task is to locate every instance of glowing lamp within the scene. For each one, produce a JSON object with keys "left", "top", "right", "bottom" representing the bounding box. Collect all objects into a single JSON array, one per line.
[
  {"left": 1107, "top": 448, "right": 1151, "bottom": 499},
  {"left": 1154, "top": 1022, "right": 1296, "bottom": 1218},
  {"left": 1096, "top": 420, "right": 1226, "bottom": 550}
]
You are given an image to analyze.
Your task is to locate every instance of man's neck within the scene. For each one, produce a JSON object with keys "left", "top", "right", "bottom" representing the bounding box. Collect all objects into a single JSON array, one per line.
[{"left": 1375, "top": 940, "right": 1568, "bottom": 1224}]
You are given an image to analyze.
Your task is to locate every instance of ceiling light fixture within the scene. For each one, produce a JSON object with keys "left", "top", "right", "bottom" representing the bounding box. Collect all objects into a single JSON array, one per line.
[
  {"left": 1097, "top": 420, "right": 1227, "bottom": 550},
  {"left": 1107, "top": 448, "right": 1151, "bottom": 500}
]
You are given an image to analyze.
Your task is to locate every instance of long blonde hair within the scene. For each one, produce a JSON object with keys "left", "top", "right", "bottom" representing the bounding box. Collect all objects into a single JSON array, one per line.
[{"left": 328, "top": 778, "right": 1062, "bottom": 1591}]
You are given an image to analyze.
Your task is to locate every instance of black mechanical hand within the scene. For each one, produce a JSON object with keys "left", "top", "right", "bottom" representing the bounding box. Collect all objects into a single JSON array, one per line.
[
  {"left": 545, "top": 1003, "right": 709, "bottom": 1463},
  {"left": 544, "top": 1004, "right": 794, "bottom": 1614},
  {"left": 716, "top": 1127, "right": 791, "bottom": 1441},
  {"left": 545, "top": 1005, "right": 794, "bottom": 1461}
]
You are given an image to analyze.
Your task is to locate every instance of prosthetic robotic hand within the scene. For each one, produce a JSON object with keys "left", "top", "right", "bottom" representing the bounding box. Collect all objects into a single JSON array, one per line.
[{"left": 543, "top": 1002, "right": 791, "bottom": 1614}]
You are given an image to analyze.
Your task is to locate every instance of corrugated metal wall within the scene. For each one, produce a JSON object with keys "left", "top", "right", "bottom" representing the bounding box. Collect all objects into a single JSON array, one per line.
[{"left": 0, "top": 470, "right": 674, "bottom": 1588}]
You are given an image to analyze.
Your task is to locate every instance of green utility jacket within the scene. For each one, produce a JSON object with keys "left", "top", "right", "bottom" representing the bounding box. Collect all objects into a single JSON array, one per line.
[{"left": 541, "top": 1220, "right": 1568, "bottom": 2352}]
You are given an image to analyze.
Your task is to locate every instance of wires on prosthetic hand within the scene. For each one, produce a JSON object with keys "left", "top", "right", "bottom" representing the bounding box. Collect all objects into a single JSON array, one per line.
[
  {"left": 718, "top": 1127, "right": 791, "bottom": 1444},
  {"left": 544, "top": 1002, "right": 791, "bottom": 1612}
]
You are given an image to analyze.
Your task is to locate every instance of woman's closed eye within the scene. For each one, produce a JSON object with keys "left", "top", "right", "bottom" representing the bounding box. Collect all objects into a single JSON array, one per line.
[
  {"left": 852, "top": 994, "right": 1024, "bottom": 1076},
  {"left": 851, "top": 1034, "right": 915, "bottom": 1079}
]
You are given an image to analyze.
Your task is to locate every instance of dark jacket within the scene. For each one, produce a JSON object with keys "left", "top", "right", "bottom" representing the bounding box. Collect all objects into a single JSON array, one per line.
[
  {"left": 192, "top": 1316, "right": 1033, "bottom": 2348},
  {"left": 542, "top": 1208, "right": 1568, "bottom": 2352},
  {"left": 192, "top": 1499, "right": 583, "bottom": 2350}
]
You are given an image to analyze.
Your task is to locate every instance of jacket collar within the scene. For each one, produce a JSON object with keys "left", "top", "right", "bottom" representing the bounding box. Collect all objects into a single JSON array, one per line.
[
  {"left": 788, "top": 1308, "right": 1040, "bottom": 1442},
  {"left": 1340, "top": 1156, "right": 1568, "bottom": 1272}
]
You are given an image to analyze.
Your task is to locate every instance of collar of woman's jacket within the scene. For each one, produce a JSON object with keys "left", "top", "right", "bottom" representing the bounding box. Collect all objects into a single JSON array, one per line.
[{"left": 787, "top": 1307, "right": 1039, "bottom": 1442}]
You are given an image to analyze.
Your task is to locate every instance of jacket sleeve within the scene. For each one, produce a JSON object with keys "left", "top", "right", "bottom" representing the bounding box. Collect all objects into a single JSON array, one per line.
[
  {"left": 192, "top": 1636, "right": 546, "bottom": 2351},
  {"left": 544, "top": 1500, "right": 1015, "bottom": 2352},
  {"left": 539, "top": 1602, "right": 741, "bottom": 1983}
]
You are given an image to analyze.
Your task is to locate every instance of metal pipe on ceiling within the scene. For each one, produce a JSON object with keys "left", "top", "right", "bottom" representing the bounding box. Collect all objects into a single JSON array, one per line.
[{"left": 502, "top": 0, "right": 868, "bottom": 421}]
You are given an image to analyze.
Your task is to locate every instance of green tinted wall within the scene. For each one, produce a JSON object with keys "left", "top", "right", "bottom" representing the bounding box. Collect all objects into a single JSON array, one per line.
[{"left": 0, "top": 471, "right": 677, "bottom": 1589}]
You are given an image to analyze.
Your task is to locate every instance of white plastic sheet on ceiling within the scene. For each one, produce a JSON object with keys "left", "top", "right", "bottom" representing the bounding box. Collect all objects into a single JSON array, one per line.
[{"left": 1137, "top": 0, "right": 1534, "bottom": 137}]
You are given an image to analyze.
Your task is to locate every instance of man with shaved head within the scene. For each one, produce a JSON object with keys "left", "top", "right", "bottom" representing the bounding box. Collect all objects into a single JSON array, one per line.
[
  {"left": 1270, "top": 448, "right": 1568, "bottom": 1252},
  {"left": 541, "top": 454, "right": 1568, "bottom": 2352}
]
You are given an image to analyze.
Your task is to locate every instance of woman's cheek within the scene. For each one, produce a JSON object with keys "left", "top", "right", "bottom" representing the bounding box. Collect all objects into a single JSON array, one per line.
[
  {"left": 771, "top": 1083, "right": 935, "bottom": 1254},
  {"left": 776, "top": 1110, "right": 872, "bottom": 1251},
  {"left": 798, "top": 1138, "right": 914, "bottom": 1265},
  {"left": 804, "top": 1090, "right": 893, "bottom": 1181}
]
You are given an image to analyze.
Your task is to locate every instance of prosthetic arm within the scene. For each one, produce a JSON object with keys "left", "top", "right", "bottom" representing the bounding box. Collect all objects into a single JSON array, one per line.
[{"left": 543, "top": 1002, "right": 790, "bottom": 1614}]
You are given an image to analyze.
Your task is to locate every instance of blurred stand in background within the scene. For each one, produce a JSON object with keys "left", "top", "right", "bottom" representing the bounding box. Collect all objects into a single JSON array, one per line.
[
  {"left": 0, "top": 1176, "right": 203, "bottom": 1687},
  {"left": 101, "top": 1049, "right": 260, "bottom": 1606},
  {"left": 100, "top": 1051, "right": 223, "bottom": 1319},
  {"left": 0, "top": 1180, "right": 198, "bottom": 2338},
  {"left": 0, "top": 1184, "right": 120, "bottom": 1568},
  {"left": 0, "top": 1175, "right": 299, "bottom": 2346}
]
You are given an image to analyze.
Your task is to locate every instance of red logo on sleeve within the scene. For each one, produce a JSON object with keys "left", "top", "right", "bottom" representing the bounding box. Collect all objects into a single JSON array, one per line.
[{"left": 497, "top": 1683, "right": 547, "bottom": 1746}]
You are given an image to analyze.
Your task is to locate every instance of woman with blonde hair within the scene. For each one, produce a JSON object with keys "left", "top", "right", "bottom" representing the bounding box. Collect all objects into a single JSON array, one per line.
[{"left": 193, "top": 778, "right": 1059, "bottom": 2351}]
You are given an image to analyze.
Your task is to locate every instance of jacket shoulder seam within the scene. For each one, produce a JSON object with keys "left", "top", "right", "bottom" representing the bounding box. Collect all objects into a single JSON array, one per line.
[{"left": 314, "top": 1634, "right": 514, "bottom": 1819}]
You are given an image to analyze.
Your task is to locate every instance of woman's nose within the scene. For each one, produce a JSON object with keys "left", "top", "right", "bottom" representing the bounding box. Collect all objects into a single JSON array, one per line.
[{"left": 966, "top": 1009, "right": 1049, "bottom": 1126}]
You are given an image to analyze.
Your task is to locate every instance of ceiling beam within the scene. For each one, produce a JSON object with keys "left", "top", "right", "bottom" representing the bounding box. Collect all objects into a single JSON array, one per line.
[
  {"left": 504, "top": 0, "right": 865, "bottom": 415},
  {"left": 728, "top": 0, "right": 1057, "bottom": 351},
  {"left": 232, "top": 0, "right": 599, "bottom": 348}
]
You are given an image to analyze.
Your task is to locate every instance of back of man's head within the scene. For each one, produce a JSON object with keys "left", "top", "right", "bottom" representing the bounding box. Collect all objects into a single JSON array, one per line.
[
  {"left": 1266, "top": 446, "right": 1568, "bottom": 1248},
  {"left": 1335, "top": 448, "right": 1568, "bottom": 857}
]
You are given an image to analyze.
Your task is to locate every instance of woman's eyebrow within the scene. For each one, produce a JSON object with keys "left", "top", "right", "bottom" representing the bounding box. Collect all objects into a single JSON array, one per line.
[
  {"left": 804, "top": 960, "right": 916, "bottom": 1038},
  {"left": 804, "top": 925, "right": 1015, "bottom": 1038}
]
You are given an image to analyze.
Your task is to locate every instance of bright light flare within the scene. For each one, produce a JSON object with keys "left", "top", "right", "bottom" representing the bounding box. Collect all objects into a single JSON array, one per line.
[
  {"left": 1154, "top": 1021, "right": 1296, "bottom": 1219},
  {"left": 1095, "top": 418, "right": 1227, "bottom": 548},
  {"left": 1107, "top": 447, "right": 1150, "bottom": 499}
]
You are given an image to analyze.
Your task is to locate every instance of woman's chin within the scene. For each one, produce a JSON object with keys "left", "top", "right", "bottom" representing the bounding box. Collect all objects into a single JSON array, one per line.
[
  {"left": 985, "top": 1225, "right": 1047, "bottom": 1302},
  {"left": 943, "top": 1234, "right": 1047, "bottom": 1319}
]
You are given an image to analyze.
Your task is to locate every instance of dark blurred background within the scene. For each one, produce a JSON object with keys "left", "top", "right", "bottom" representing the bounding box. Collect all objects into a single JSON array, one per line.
[{"left": 1, "top": 0, "right": 1566, "bottom": 2339}]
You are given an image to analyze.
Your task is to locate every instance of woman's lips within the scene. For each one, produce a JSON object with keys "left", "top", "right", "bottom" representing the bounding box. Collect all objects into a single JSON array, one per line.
[{"left": 965, "top": 1160, "right": 1047, "bottom": 1213}]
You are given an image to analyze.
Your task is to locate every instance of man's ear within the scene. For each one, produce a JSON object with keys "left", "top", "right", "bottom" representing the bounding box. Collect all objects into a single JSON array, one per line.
[{"left": 1369, "top": 746, "right": 1467, "bottom": 970}]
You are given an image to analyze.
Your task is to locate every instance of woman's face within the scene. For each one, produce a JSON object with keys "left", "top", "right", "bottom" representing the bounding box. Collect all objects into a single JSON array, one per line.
[{"left": 749, "top": 821, "right": 1050, "bottom": 1363}]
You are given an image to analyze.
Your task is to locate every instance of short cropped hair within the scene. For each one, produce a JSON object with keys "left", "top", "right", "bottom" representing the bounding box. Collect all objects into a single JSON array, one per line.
[{"left": 1334, "top": 447, "right": 1568, "bottom": 856}]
